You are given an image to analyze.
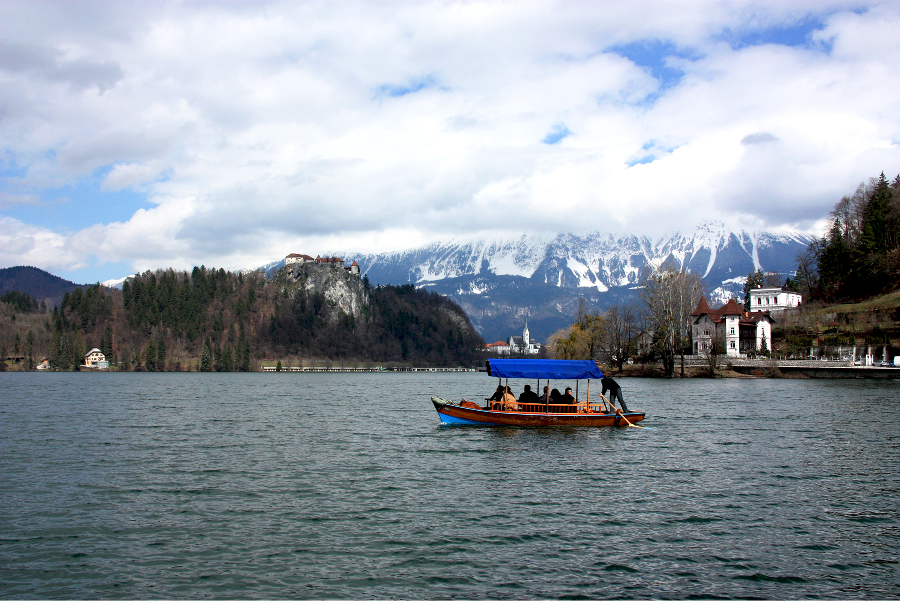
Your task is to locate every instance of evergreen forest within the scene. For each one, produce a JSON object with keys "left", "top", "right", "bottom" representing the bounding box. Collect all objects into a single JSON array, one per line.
[
  {"left": 795, "top": 171, "right": 900, "bottom": 301},
  {"left": 0, "top": 265, "right": 484, "bottom": 371}
]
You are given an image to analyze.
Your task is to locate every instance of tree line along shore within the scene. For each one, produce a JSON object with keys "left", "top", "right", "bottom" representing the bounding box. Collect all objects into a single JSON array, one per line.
[{"left": 0, "top": 264, "right": 484, "bottom": 372}]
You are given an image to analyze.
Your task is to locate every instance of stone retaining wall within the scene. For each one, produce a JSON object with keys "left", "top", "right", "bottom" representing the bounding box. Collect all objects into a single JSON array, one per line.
[{"left": 671, "top": 357, "right": 853, "bottom": 368}]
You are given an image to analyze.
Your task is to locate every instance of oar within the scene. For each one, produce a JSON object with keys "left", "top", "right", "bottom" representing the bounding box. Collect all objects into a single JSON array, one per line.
[{"left": 599, "top": 393, "right": 644, "bottom": 428}]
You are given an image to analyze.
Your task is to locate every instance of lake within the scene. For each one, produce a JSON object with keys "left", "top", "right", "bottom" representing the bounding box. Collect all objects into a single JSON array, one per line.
[{"left": 1, "top": 372, "right": 898, "bottom": 599}]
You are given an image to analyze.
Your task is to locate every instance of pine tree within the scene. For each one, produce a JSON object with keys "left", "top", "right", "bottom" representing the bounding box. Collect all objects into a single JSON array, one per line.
[
  {"left": 144, "top": 341, "right": 156, "bottom": 371},
  {"left": 25, "top": 331, "right": 34, "bottom": 370},
  {"left": 70, "top": 331, "right": 85, "bottom": 370},
  {"left": 860, "top": 172, "right": 891, "bottom": 255},
  {"left": 743, "top": 269, "right": 764, "bottom": 310},
  {"left": 156, "top": 335, "right": 166, "bottom": 371},
  {"left": 57, "top": 332, "right": 70, "bottom": 370},
  {"left": 102, "top": 324, "right": 114, "bottom": 361},
  {"left": 200, "top": 341, "right": 212, "bottom": 372}
]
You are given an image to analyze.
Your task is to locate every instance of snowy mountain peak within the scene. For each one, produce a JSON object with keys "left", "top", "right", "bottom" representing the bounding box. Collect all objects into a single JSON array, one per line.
[{"left": 352, "top": 222, "right": 813, "bottom": 295}]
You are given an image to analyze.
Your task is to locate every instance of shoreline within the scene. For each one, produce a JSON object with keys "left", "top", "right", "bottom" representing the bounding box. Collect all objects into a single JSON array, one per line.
[{"left": 607, "top": 362, "right": 900, "bottom": 379}]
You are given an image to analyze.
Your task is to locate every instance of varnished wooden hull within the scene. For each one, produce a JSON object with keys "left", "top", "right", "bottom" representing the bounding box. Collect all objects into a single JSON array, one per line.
[{"left": 432, "top": 397, "right": 645, "bottom": 427}]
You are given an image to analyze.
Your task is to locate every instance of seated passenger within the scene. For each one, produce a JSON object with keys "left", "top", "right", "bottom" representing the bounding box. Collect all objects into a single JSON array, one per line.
[
  {"left": 561, "top": 387, "right": 576, "bottom": 412},
  {"left": 518, "top": 385, "right": 539, "bottom": 410},
  {"left": 501, "top": 386, "right": 519, "bottom": 411},
  {"left": 485, "top": 385, "right": 504, "bottom": 409},
  {"left": 548, "top": 388, "right": 562, "bottom": 411}
]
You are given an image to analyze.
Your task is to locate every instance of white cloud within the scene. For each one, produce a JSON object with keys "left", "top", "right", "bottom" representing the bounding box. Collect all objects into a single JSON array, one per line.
[
  {"left": 1, "top": 0, "right": 899, "bottom": 281},
  {"left": 0, "top": 216, "right": 83, "bottom": 270}
]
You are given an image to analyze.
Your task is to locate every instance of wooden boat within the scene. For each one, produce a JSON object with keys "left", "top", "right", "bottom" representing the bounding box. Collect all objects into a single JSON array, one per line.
[{"left": 431, "top": 359, "right": 645, "bottom": 427}]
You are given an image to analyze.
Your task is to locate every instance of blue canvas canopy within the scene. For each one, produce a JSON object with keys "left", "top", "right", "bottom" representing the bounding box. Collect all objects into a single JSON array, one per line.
[{"left": 486, "top": 359, "right": 604, "bottom": 380}]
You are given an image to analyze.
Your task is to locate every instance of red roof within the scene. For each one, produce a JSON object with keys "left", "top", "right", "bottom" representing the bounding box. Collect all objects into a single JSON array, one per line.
[
  {"left": 743, "top": 311, "right": 774, "bottom": 324},
  {"left": 719, "top": 298, "right": 744, "bottom": 316},
  {"left": 690, "top": 297, "right": 712, "bottom": 316},
  {"left": 692, "top": 296, "right": 769, "bottom": 324}
]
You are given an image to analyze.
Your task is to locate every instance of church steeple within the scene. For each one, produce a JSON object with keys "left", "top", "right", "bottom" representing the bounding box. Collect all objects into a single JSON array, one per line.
[{"left": 523, "top": 318, "right": 530, "bottom": 345}]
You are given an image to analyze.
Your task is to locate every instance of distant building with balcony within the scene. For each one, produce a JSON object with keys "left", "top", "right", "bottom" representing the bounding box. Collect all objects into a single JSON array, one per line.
[{"left": 749, "top": 287, "right": 802, "bottom": 312}]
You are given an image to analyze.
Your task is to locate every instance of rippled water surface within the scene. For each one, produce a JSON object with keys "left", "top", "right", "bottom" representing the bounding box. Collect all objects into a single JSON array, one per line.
[{"left": 1, "top": 372, "right": 899, "bottom": 599}]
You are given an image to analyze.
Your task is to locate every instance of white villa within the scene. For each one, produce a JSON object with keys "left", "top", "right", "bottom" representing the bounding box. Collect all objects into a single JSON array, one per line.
[
  {"left": 84, "top": 348, "right": 109, "bottom": 369},
  {"left": 485, "top": 340, "right": 512, "bottom": 355},
  {"left": 691, "top": 298, "right": 774, "bottom": 357},
  {"left": 749, "top": 287, "right": 802, "bottom": 312}
]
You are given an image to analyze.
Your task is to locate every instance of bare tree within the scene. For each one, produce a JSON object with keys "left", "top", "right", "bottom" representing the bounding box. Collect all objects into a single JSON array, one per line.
[
  {"left": 763, "top": 272, "right": 785, "bottom": 287},
  {"left": 640, "top": 265, "right": 705, "bottom": 377},
  {"left": 598, "top": 304, "right": 638, "bottom": 372},
  {"left": 795, "top": 242, "right": 820, "bottom": 298}
]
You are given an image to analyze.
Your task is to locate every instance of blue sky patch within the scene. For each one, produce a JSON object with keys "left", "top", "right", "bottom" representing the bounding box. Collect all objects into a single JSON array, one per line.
[
  {"left": 376, "top": 74, "right": 438, "bottom": 98},
  {"left": 627, "top": 155, "right": 656, "bottom": 167},
  {"left": 542, "top": 123, "right": 572, "bottom": 145},
  {"left": 3, "top": 164, "right": 147, "bottom": 232},
  {"left": 715, "top": 14, "right": 831, "bottom": 51},
  {"left": 607, "top": 40, "right": 702, "bottom": 96}
]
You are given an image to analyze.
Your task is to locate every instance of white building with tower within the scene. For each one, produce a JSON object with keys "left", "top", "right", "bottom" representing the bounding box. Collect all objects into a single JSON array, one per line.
[{"left": 507, "top": 319, "right": 542, "bottom": 355}]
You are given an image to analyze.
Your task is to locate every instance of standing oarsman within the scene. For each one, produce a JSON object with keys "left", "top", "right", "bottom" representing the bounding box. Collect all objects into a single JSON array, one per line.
[{"left": 601, "top": 376, "right": 629, "bottom": 413}]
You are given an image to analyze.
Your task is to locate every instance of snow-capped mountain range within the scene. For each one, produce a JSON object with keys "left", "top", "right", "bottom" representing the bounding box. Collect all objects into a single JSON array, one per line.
[
  {"left": 353, "top": 222, "right": 810, "bottom": 289},
  {"left": 325, "top": 222, "right": 815, "bottom": 343}
]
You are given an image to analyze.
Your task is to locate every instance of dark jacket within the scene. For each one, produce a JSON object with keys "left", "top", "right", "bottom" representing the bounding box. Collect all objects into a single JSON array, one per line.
[
  {"left": 486, "top": 386, "right": 505, "bottom": 402},
  {"left": 518, "top": 389, "right": 540, "bottom": 404},
  {"left": 601, "top": 377, "right": 620, "bottom": 396}
]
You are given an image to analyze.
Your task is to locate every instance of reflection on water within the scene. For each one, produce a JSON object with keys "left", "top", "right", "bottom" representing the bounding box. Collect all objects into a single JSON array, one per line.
[{"left": 1, "top": 372, "right": 898, "bottom": 599}]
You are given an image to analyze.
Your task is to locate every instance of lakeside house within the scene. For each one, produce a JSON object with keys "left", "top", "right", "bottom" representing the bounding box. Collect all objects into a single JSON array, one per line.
[
  {"left": 691, "top": 297, "right": 774, "bottom": 357},
  {"left": 84, "top": 348, "right": 109, "bottom": 369},
  {"left": 485, "top": 340, "right": 512, "bottom": 355}
]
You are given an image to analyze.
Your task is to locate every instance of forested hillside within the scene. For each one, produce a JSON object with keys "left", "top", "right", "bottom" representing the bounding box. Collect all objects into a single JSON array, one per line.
[
  {"left": 796, "top": 172, "right": 900, "bottom": 301},
  {"left": 0, "top": 266, "right": 81, "bottom": 306},
  {"left": 0, "top": 264, "right": 483, "bottom": 371}
]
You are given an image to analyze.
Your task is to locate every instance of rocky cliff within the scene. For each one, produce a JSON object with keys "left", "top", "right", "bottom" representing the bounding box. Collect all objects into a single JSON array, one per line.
[{"left": 273, "top": 262, "right": 369, "bottom": 321}]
